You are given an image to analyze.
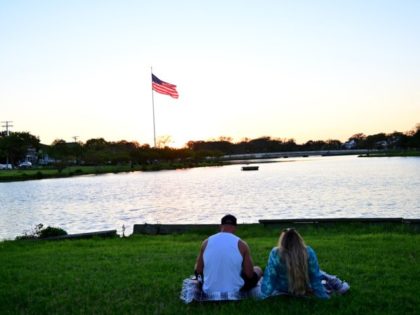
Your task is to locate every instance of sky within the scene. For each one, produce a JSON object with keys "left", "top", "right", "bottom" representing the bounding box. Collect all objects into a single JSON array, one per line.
[{"left": 1, "top": 0, "right": 419, "bottom": 147}]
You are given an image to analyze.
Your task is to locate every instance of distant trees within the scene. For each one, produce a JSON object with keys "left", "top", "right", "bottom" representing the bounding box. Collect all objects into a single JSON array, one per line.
[
  {"left": 343, "top": 126, "right": 420, "bottom": 150},
  {"left": 0, "top": 132, "right": 40, "bottom": 164},
  {"left": 186, "top": 124, "right": 420, "bottom": 155},
  {"left": 364, "top": 133, "right": 387, "bottom": 149},
  {"left": 44, "top": 138, "right": 197, "bottom": 166},
  {"left": 407, "top": 124, "right": 420, "bottom": 148},
  {"left": 301, "top": 140, "right": 341, "bottom": 151},
  {"left": 50, "top": 139, "right": 80, "bottom": 160},
  {"left": 1, "top": 123, "right": 419, "bottom": 166},
  {"left": 186, "top": 137, "right": 300, "bottom": 155}
]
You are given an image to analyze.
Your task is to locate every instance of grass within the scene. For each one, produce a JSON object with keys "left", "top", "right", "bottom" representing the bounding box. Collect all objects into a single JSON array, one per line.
[
  {"left": 0, "top": 161, "right": 224, "bottom": 182},
  {"left": 359, "top": 150, "right": 420, "bottom": 157},
  {"left": 0, "top": 223, "right": 419, "bottom": 315}
]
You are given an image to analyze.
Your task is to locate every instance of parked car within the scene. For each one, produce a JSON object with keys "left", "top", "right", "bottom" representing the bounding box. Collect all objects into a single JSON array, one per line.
[
  {"left": 0, "top": 163, "right": 13, "bottom": 170},
  {"left": 18, "top": 161, "right": 32, "bottom": 168}
]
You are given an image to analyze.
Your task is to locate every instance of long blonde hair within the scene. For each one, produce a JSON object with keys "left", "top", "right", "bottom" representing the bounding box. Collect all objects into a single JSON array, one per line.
[{"left": 278, "top": 228, "right": 310, "bottom": 296}]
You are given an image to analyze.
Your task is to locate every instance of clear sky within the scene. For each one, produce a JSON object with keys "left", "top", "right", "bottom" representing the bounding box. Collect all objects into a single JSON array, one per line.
[{"left": 1, "top": 0, "right": 419, "bottom": 147}]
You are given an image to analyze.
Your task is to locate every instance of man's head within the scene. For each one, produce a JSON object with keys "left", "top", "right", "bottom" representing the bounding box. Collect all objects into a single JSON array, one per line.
[{"left": 220, "top": 214, "right": 237, "bottom": 232}]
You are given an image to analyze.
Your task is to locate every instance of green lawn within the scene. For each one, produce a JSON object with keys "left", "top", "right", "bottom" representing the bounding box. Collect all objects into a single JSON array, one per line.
[
  {"left": 0, "top": 165, "right": 136, "bottom": 182},
  {"left": 0, "top": 162, "right": 223, "bottom": 182},
  {"left": 1, "top": 224, "right": 419, "bottom": 315}
]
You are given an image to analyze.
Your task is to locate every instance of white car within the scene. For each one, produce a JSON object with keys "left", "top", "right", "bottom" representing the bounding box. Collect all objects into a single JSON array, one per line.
[
  {"left": 0, "top": 163, "right": 13, "bottom": 170},
  {"left": 19, "top": 161, "right": 32, "bottom": 168}
]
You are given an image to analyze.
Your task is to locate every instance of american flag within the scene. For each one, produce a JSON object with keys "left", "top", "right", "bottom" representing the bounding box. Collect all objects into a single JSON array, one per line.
[{"left": 152, "top": 74, "right": 179, "bottom": 99}]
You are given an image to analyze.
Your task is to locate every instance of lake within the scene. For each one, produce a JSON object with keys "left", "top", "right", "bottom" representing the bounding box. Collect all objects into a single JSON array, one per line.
[{"left": 0, "top": 155, "right": 419, "bottom": 240}]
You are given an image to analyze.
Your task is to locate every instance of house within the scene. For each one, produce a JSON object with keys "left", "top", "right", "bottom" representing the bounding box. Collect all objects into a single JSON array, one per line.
[{"left": 342, "top": 139, "right": 357, "bottom": 149}]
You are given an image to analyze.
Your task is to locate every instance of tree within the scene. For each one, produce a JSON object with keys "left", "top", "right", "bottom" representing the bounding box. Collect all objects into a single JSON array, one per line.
[
  {"left": 156, "top": 135, "right": 172, "bottom": 148},
  {"left": 84, "top": 138, "right": 108, "bottom": 151},
  {"left": 324, "top": 139, "right": 342, "bottom": 150},
  {"left": 82, "top": 138, "right": 110, "bottom": 165},
  {"left": 302, "top": 140, "right": 326, "bottom": 151},
  {"left": 247, "top": 137, "right": 272, "bottom": 153},
  {"left": 0, "top": 132, "right": 40, "bottom": 165},
  {"left": 406, "top": 124, "right": 420, "bottom": 148},
  {"left": 49, "top": 139, "right": 70, "bottom": 160},
  {"left": 364, "top": 133, "right": 387, "bottom": 149},
  {"left": 218, "top": 136, "right": 233, "bottom": 142},
  {"left": 386, "top": 131, "right": 408, "bottom": 149},
  {"left": 348, "top": 133, "right": 367, "bottom": 149},
  {"left": 349, "top": 133, "right": 366, "bottom": 141}
]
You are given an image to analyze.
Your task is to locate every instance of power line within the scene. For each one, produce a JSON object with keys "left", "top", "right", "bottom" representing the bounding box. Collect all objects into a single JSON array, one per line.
[{"left": 1, "top": 121, "right": 13, "bottom": 136}]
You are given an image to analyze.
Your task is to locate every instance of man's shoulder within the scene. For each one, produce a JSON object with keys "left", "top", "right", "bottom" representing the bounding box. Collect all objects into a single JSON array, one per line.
[
  {"left": 237, "top": 238, "right": 250, "bottom": 256},
  {"left": 208, "top": 231, "right": 222, "bottom": 238},
  {"left": 206, "top": 233, "right": 219, "bottom": 242},
  {"left": 200, "top": 238, "right": 209, "bottom": 250},
  {"left": 209, "top": 232, "right": 240, "bottom": 240},
  {"left": 238, "top": 238, "right": 248, "bottom": 247}
]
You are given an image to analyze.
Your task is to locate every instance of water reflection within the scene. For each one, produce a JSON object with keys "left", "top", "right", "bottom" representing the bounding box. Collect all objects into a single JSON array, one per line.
[{"left": 0, "top": 155, "right": 419, "bottom": 240}]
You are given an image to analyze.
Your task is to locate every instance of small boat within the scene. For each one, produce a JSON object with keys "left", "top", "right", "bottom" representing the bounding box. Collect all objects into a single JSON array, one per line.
[{"left": 241, "top": 165, "right": 259, "bottom": 171}]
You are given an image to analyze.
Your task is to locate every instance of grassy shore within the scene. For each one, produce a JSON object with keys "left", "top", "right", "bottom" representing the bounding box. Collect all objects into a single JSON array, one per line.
[
  {"left": 1, "top": 223, "right": 419, "bottom": 315},
  {"left": 359, "top": 150, "right": 420, "bottom": 157},
  {"left": 2, "top": 151, "right": 418, "bottom": 182},
  {"left": 0, "top": 161, "right": 224, "bottom": 182}
]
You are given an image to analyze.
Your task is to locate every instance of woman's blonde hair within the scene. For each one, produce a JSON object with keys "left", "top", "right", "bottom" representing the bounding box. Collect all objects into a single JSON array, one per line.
[{"left": 278, "top": 228, "right": 310, "bottom": 296}]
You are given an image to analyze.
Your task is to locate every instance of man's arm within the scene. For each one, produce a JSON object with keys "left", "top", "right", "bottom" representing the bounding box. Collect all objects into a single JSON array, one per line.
[
  {"left": 238, "top": 240, "right": 254, "bottom": 279},
  {"left": 194, "top": 239, "right": 208, "bottom": 275}
]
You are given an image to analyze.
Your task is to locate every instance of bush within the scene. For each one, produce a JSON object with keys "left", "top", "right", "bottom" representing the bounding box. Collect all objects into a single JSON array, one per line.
[
  {"left": 38, "top": 226, "right": 68, "bottom": 238},
  {"left": 15, "top": 224, "right": 67, "bottom": 240}
]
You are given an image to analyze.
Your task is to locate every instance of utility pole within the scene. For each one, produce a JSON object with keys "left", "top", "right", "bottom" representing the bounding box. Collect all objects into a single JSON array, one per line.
[
  {"left": 1, "top": 121, "right": 13, "bottom": 167},
  {"left": 1, "top": 121, "right": 13, "bottom": 136},
  {"left": 72, "top": 136, "right": 80, "bottom": 165}
]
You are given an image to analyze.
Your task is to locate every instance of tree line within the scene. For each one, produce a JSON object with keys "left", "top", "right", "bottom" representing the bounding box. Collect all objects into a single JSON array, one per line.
[
  {"left": 0, "top": 124, "right": 419, "bottom": 166},
  {"left": 186, "top": 125, "right": 420, "bottom": 155}
]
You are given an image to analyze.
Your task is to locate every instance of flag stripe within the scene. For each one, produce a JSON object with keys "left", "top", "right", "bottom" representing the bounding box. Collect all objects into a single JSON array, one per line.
[
  {"left": 152, "top": 83, "right": 179, "bottom": 98},
  {"left": 152, "top": 74, "right": 179, "bottom": 99}
]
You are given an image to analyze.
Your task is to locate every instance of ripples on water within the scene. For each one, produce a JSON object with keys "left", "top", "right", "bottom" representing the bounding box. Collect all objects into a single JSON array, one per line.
[{"left": 0, "top": 155, "right": 419, "bottom": 239}]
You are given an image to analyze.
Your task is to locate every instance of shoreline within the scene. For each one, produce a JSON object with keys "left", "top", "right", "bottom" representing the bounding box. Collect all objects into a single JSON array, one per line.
[
  {"left": 1, "top": 151, "right": 418, "bottom": 183},
  {"left": 4, "top": 218, "right": 419, "bottom": 241},
  {"left": 0, "top": 161, "right": 226, "bottom": 183}
]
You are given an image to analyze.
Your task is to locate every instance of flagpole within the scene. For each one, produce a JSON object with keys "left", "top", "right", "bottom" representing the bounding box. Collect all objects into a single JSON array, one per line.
[{"left": 151, "top": 67, "right": 157, "bottom": 147}]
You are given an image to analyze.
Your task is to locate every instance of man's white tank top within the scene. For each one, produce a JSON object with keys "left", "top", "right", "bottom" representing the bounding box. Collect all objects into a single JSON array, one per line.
[{"left": 203, "top": 232, "right": 244, "bottom": 293}]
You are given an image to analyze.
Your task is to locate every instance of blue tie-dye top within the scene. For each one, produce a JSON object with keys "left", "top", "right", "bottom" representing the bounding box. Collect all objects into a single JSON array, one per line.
[{"left": 260, "top": 246, "right": 329, "bottom": 299}]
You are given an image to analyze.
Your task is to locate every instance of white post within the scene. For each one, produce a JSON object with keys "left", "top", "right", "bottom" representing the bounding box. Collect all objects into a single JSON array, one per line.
[{"left": 151, "top": 67, "right": 157, "bottom": 147}]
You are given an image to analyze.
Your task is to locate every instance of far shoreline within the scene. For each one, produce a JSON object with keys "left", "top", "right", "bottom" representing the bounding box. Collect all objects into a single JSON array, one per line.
[
  {"left": 1, "top": 150, "right": 418, "bottom": 183},
  {"left": 0, "top": 161, "right": 225, "bottom": 183}
]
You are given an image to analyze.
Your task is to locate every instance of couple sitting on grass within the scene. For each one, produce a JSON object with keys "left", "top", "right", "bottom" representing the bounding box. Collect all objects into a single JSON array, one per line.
[{"left": 181, "top": 214, "right": 349, "bottom": 303}]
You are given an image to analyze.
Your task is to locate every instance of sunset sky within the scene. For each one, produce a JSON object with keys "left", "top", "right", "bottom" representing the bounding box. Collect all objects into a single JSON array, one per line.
[{"left": 1, "top": 0, "right": 419, "bottom": 147}]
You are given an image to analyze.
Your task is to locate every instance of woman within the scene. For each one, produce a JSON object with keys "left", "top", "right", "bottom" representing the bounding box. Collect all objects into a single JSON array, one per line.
[{"left": 261, "top": 228, "right": 349, "bottom": 299}]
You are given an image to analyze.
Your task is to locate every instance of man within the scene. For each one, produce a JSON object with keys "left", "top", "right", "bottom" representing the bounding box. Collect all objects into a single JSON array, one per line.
[{"left": 195, "top": 214, "right": 262, "bottom": 294}]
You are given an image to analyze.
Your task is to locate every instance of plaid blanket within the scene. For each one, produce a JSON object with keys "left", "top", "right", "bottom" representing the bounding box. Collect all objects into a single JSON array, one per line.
[
  {"left": 180, "top": 277, "right": 263, "bottom": 303},
  {"left": 180, "top": 273, "right": 348, "bottom": 303}
]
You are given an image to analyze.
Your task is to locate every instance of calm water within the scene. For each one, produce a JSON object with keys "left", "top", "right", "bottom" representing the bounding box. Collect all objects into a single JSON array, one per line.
[{"left": 0, "top": 155, "right": 419, "bottom": 240}]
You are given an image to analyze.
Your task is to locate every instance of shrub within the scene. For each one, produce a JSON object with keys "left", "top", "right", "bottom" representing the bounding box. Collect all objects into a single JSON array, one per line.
[
  {"left": 38, "top": 226, "right": 68, "bottom": 238},
  {"left": 15, "top": 224, "right": 67, "bottom": 240}
]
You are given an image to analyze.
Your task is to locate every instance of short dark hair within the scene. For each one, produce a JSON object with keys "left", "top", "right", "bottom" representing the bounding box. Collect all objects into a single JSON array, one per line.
[{"left": 221, "top": 214, "right": 237, "bottom": 226}]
